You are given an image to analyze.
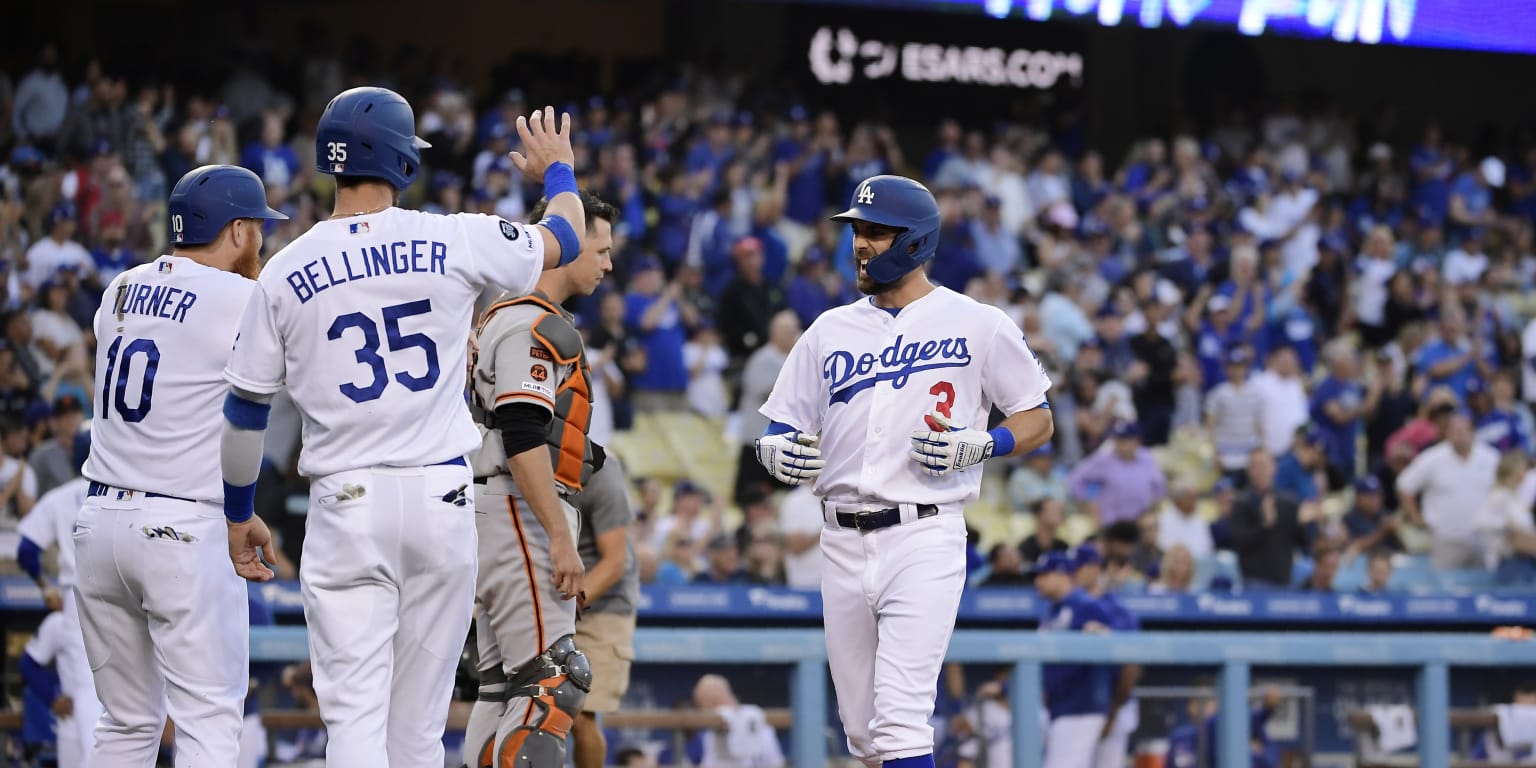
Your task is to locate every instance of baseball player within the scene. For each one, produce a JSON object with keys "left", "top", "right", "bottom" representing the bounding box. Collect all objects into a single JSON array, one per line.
[
  {"left": 569, "top": 456, "right": 640, "bottom": 768},
  {"left": 16, "top": 433, "right": 98, "bottom": 768},
  {"left": 220, "top": 87, "right": 584, "bottom": 767},
  {"left": 756, "top": 174, "right": 1054, "bottom": 768},
  {"left": 1071, "top": 544, "right": 1142, "bottom": 768},
  {"left": 74, "top": 164, "right": 287, "bottom": 766},
  {"left": 1035, "top": 552, "right": 1115, "bottom": 768},
  {"left": 463, "top": 190, "right": 616, "bottom": 768}
]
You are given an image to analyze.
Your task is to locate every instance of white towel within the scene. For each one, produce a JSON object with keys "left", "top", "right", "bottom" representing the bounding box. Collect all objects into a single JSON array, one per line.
[
  {"left": 1497, "top": 703, "right": 1536, "bottom": 750},
  {"left": 1368, "top": 704, "right": 1417, "bottom": 753}
]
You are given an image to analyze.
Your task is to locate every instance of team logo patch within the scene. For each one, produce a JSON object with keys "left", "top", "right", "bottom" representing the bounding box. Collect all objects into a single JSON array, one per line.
[
  {"left": 530, "top": 365, "right": 549, "bottom": 382},
  {"left": 500, "top": 220, "right": 520, "bottom": 241},
  {"left": 530, "top": 347, "right": 553, "bottom": 361},
  {"left": 141, "top": 525, "right": 196, "bottom": 544}
]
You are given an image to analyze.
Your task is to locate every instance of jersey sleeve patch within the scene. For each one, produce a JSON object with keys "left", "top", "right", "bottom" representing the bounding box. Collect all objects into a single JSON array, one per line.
[{"left": 499, "top": 219, "right": 521, "bottom": 241}]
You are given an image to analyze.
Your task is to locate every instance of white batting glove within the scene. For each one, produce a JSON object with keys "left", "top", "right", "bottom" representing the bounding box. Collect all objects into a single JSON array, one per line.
[
  {"left": 910, "top": 411, "right": 994, "bottom": 477},
  {"left": 754, "top": 431, "right": 825, "bottom": 486}
]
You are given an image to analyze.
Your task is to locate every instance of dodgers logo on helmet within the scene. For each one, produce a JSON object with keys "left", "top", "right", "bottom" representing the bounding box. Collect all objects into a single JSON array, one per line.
[
  {"left": 315, "top": 87, "right": 433, "bottom": 190},
  {"left": 166, "top": 165, "right": 288, "bottom": 247},
  {"left": 830, "top": 175, "right": 941, "bottom": 283}
]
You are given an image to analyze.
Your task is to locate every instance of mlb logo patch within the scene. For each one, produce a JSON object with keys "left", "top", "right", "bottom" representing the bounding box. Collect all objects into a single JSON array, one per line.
[
  {"left": 158, "top": 261, "right": 173, "bottom": 273},
  {"left": 349, "top": 221, "right": 370, "bottom": 235},
  {"left": 332, "top": 162, "right": 345, "bottom": 173}
]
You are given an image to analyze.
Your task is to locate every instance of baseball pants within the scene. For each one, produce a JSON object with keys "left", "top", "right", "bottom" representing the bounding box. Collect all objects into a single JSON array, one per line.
[
  {"left": 55, "top": 590, "right": 102, "bottom": 768},
  {"left": 300, "top": 462, "right": 476, "bottom": 768},
  {"left": 820, "top": 507, "right": 967, "bottom": 766},
  {"left": 1091, "top": 700, "right": 1138, "bottom": 768},
  {"left": 1044, "top": 714, "right": 1108, "bottom": 768},
  {"left": 72, "top": 492, "right": 246, "bottom": 767},
  {"left": 469, "top": 484, "right": 580, "bottom": 761}
]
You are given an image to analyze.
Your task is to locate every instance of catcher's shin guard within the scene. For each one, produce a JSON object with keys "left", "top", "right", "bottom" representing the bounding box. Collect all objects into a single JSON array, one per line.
[
  {"left": 467, "top": 666, "right": 509, "bottom": 768},
  {"left": 497, "top": 635, "right": 593, "bottom": 767}
]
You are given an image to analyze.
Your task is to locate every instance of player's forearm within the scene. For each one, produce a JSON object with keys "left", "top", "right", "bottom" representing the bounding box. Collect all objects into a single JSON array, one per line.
[
  {"left": 584, "top": 555, "right": 624, "bottom": 601},
  {"left": 1110, "top": 665, "right": 1141, "bottom": 713},
  {"left": 993, "top": 407, "right": 1053, "bottom": 458},
  {"left": 506, "top": 449, "right": 576, "bottom": 547},
  {"left": 220, "top": 389, "right": 274, "bottom": 523},
  {"left": 535, "top": 166, "right": 584, "bottom": 270}
]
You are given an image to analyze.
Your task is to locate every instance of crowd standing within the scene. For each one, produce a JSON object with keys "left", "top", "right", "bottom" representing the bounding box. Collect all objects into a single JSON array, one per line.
[{"left": 6, "top": 38, "right": 1536, "bottom": 766}]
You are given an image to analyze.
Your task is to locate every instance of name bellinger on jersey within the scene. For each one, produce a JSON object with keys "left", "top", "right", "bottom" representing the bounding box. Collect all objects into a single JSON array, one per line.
[
  {"left": 761, "top": 285, "right": 1051, "bottom": 506},
  {"left": 225, "top": 207, "right": 545, "bottom": 478}
]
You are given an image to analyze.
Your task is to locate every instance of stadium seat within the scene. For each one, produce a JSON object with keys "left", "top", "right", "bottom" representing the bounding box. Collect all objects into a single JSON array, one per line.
[{"left": 1436, "top": 569, "right": 1494, "bottom": 592}]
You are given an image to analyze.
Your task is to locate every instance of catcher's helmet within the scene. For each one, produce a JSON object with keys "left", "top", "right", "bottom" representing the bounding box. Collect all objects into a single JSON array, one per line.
[
  {"left": 831, "top": 175, "right": 941, "bottom": 284},
  {"left": 167, "top": 165, "right": 287, "bottom": 246},
  {"left": 315, "top": 86, "right": 432, "bottom": 190}
]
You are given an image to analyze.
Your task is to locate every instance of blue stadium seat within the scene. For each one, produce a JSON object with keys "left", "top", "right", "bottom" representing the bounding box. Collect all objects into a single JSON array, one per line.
[
  {"left": 1392, "top": 554, "right": 1439, "bottom": 591},
  {"left": 1436, "top": 569, "right": 1494, "bottom": 591},
  {"left": 1332, "top": 556, "right": 1370, "bottom": 592},
  {"left": 1194, "top": 552, "right": 1243, "bottom": 592}
]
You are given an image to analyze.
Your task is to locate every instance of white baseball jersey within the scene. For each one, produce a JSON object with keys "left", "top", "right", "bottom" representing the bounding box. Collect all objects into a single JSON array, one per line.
[
  {"left": 16, "top": 476, "right": 87, "bottom": 589},
  {"left": 83, "top": 256, "right": 257, "bottom": 502},
  {"left": 761, "top": 287, "right": 1050, "bottom": 505},
  {"left": 225, "top": 208, "right": 544, "bottom": 477}
]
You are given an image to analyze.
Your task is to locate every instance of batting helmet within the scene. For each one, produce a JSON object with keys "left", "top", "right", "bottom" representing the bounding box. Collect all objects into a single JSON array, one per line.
[
  {"left": 315, "top": 86, "right": 432, "bottom": 190},
  {"left": 166, "top": 165, "right": 288, "bottom": 247},
  {"left": 830, "top": 175, "right": 941, "bottom": 284}
]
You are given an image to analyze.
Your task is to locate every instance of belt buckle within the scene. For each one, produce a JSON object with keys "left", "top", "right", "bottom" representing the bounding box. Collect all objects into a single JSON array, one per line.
[{"left": 853, "top": 509, "right": 883, "bottom": 531}]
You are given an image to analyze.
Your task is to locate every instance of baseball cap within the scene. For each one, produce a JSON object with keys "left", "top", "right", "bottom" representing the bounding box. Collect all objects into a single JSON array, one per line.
[
  {"left": 633, "top": 258, "right": 662, "bottom": 274},
  {"left": 1225, "top": 346, "right": 1252, "bottom": 366},
  {"left": 1466, "top": 377, "right": 1487, "bottom": 396},
  {"left": 788, "top": 105, "right": 808, "bottom": 122},
  {"left": 1481, "top": 156, "right": 1507, "bottom": 188},
  {"left": 1110, "top": 421, "right": 1142, "bottom": 440},
  {"left": 53, "top": 394, "right": 83, "bottom": 415},
  {"left": 1298, "top": 425, "right": 1325, "bottom": 446},
  {"left": 47, "top": 201, "right": 78, "bottom": 230},
  {"left": 705, "top": 533, "right": 735, "bottom": 552},
  {"left": 674, "top": 479, "right": 708, "bottom": 499},
  {"left": 1354, "top": 475, "right": 1382, "bottom": 494},
  {"left": 1207, "top": 294, "right": 1233, "bottom": 314},
  {"left": 1035, "top": 552, "right": 1072, "bottom": 575},
  {"left": 733, "top": 236, "right": 763, "bottom": 256},
  {"left": 1211, "top": 477, "right": 1235, "bottom": 494},
  {"left": 1071, "top": 544, "right": 1103, "bottom": 571},
  {"left": 1027, "top": 442, "right": 1055, "bottom": 459}
]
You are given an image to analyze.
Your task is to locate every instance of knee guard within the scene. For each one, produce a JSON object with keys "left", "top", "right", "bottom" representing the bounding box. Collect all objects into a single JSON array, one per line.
[
  {"left": 497, "top": 635, "right": 593, "bottom": 767},
  {"left": 466, "top": 666, "right": 509, "bottom": 768}
]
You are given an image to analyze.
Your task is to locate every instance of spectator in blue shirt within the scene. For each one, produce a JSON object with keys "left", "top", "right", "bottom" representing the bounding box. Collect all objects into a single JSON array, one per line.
[
  {"left": 1471, "top": 374, "right": 1533, "bottom": 455},
  {"left": 1274, "top": 426, "right": 1325, "bottom": 503},
  {"left": 1188, "top": 291, "right": 1263, "bottom": 392},
  {"left": 1165, "top": 687, "right": 1281, "bottom": 768},
  {"left": 685, "top": 110, "right": 734, "bottom": 183},
  {"left": 773, "top": 106, "right": 832, "bottom": 226},
  {"left": 624, "top": 260, "right": 694, "bottom": 410},
  {"left": 1342, "top": 476, "right": 1404, "bottom": 554},
  {"left": 238, "top": 111, "right": 299, "bottom": 193},
  {"left": 970, "top": 195, "right": 1021, "bottom": 277},
  {"left": 1310, "top": 342, "right": 1380, "bottom": 487},
  {"left": 1414, "top": 309, "right": 1486, "bottom": 403},
  {"left": 1036, "top": 552, "right": 1115, "bottom": 765},
  {"left": 1448, "top": 156, "right": 1503, "bottom": 238},
  {"left": 785, "top": 248, "right": 854, "bottom": 331}
]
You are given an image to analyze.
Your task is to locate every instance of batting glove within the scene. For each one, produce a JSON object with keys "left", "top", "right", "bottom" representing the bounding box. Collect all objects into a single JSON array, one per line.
[
  {"left": 910, "top": 411, "right": 994, "bottom": 477},
  {"left": 754, "top": 431, "right": 825, "bottom": 486}
]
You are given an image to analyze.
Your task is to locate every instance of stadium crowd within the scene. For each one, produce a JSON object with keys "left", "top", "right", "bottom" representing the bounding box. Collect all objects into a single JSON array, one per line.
[
  {"left": 4, "top": 40, "right": 1536, "bottom": 604},
  {"left": 5, "top": 34, "right": 1536, "bottom": 768}
]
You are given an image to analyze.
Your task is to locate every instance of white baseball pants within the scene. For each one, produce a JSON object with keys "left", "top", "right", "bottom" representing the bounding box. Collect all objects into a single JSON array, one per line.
[
  {"left": 300, "top": 463, "right": 476, "bottom": 768},
  {"left": 1044, "top": 714, "right": 1108, "bottom": 768},
  {"left": 1091, "top": 699, "right": 1139, "bottom": 768},
  {"left": 820, "top": 509, "right": 967, "bottom": 765},
  {"left": 56, "top": 590, "right": 102, "bottom": 768},
  {"left": 73, "top": 493, "right": 246, "bottom": 767}
]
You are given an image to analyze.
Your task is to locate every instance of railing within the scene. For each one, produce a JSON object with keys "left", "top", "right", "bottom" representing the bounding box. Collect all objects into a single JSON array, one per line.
[{"left": 249, "top": 627, "right": 1536, "bottom": 768}]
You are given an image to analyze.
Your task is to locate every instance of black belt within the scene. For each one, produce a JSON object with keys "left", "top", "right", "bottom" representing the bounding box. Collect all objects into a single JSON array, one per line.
[
  {"left": 87, "top": 482, "right": 194, "bottom": 503},
  {"left": 835, "top": 503, "right": 939, "bottom": 531}
]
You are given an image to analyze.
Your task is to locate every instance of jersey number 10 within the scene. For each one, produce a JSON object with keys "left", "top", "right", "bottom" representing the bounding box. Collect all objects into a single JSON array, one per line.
[
  {"left": 100, "top": 336, "right": 160, "bottom": 422},
  {"left": 328, "top": 299, "right": 441, "bottom": 403}
]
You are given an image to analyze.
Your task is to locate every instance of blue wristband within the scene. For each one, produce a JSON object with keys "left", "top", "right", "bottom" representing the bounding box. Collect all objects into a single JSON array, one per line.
[
  {"left": 539, "top": 214, "right": 582, "bottom": 267},
  {"left": 542, "top": 161, "right": 578, "bottom": 200},
  {"left": 987, "top": 427, "right": 1015, "bottom": 457},
  {"left": 224, "top": 481, "right": 257, "bottom": 524}
]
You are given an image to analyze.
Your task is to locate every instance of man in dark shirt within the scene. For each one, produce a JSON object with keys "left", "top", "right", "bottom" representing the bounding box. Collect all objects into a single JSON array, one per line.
[
  {"left": 1230, "top": 449, "right": 1317, "bottom": 587},
  {"left": 716, "top": 237, "right": 785, "bottom": 366},
  {"left": 1342, "top": 475, "right": 1403, "bottom": 554},
  {"left": 1128, "top": 302, "right": 1180, "bottom": 446}
]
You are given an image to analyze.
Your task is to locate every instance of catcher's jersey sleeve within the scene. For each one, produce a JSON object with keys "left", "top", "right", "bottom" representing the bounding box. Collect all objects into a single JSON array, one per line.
[
  {"left": 475, "top": 305, "right": 574, "bottom": 416},
  {"left": 226, "top": 207, "right": 544, "bottom": 478},
  {"left": 85, "top": 256, "right": 256, "bottom": 503}
]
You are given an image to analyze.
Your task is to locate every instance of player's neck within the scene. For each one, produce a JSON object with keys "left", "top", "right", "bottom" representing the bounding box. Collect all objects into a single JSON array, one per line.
[
  {"left": 331, "top": 184, "right": 396, "bottom": 219},
  {"left": 170, "top": 247, "right": 234, "bottom": 273},
  {"left": 871, "top": 273, "right": 935, "bottom": 310},
  {"left": 535, "top": 275, "right": 572, "bottom": 305}
]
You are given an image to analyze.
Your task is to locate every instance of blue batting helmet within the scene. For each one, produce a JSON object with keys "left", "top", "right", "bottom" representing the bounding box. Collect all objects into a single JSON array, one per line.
[
  {"left": 166, "top": 165, "right": 287, "bottom": 247},
  {"left": 831, "top": 175, "right": 941, "bottom": 284},
  {"left": 315, "top": 86, "right": 432, "bottom": 190}
]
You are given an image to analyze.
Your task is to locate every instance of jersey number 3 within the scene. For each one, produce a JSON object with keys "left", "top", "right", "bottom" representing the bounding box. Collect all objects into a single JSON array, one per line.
[
  {"left": 328, "top": 299, "right": 441, "bottom": 403},
  {"left": 930, "top": 381, "right": 955, "bottom": 419},
  {"left": 100, "top": 336, "right": 160, "bottom": 422}
]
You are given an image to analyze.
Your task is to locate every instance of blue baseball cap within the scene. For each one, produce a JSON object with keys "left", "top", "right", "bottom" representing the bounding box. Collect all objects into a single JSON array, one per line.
[
  {"left": 47, "top": 201, "right": 77, "bottom": 230},
  {"left": 1035, "top": 552, "right": 1072, "bottom": 575},
  {"left": 1027, "top": 442, "right": 1055, "bottom": 459},
  {"left": 1110, "top": 421, "right": 1142, "bottom": 440},
  {"left": 788, "top": 105, "right": 809, "bottom": 122},
  {"left": 1071, "top": 544, "right": 1104, "bottom": 572},
  {"left": 1298, "top": 425, "right": 1326, "bottom": 446},
  {"left": 1211, "top": 477, "right": 1235, "bottom": 494},
  {"left": 1354, "top": 475, "right": 1382, "bottom": 494},
  {"left": 1225, "top": 346, "right": 1253, "bottom": 366}
]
